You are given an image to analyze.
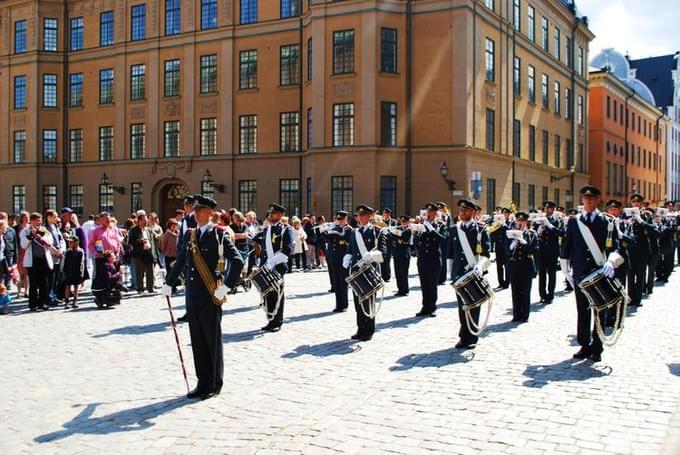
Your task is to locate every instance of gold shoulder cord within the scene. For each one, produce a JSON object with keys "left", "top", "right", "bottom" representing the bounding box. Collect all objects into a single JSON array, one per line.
[{"left": 189, "top": 229, "right": 225, "bottom": 306}]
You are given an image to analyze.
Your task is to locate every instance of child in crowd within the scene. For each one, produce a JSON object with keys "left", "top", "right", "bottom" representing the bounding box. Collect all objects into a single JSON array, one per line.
[
  {"left": 63, "top": 236, "right": 86, "bottom": 309},
  {"left": 0, "top": 283, "right": 11, "bottom": 315}
]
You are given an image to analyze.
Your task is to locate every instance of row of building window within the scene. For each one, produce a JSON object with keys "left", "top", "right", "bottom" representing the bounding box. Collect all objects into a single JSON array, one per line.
[
  {"left": 483, "top": 0, "right": 585, "bottom": 76},
  {"left": 12, "top": 30, "right": 398, "bottom": 109},
  {"left": 605, "top": 95, "right": 664, "bottom": 141},
  {"left": 484, "top": 108, "right": 582, "bottom": 171},
  {"left": 13, "top": 1, "right": 312, "bottom": 55},
  {"left": 10, "top": 174, "right": 397, "bottom": 221},
  {"left": 606, "top": 141, "right": 662, "bottom": 171},
  {"left": 10, "top": 102, "right": 399, "bottom": 164}
]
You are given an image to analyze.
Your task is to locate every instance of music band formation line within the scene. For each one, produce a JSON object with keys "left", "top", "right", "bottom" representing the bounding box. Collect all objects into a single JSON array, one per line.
[{"left": 161, "top": 187, "right": 679, "bottom": 400}]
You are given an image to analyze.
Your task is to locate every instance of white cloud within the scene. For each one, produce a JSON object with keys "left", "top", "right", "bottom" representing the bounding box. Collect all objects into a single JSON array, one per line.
[{"left": 578, "top": 0, "right": 680, "bottom": 59}]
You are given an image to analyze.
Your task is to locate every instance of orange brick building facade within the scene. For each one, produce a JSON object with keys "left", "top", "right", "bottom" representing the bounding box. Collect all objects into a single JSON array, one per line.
[
  {"left": 0, "top": 0, "right": 592, "bottom": 221},
  {"left": 588, "top": 70, "right": 669, "bottom": 206}
]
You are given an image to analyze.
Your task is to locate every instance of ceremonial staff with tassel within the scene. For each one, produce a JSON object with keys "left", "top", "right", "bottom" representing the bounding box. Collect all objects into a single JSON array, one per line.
[{"left": 163, "top": 196, "right": 243, "bottom": 400}]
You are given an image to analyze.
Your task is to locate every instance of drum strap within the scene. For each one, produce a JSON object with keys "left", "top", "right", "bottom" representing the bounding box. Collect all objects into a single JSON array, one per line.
[
  {"left": 355, "top": 227, "right": 370, "bottom": 257},
  {"left": 265, "top": 225, "right": 275, "bottom": 259},
  {"left": 456, "top": 223, "right": 477, "bottom": 269},
  {"left": 189, "top": 229, "right": 224, "bottom": 306},
  {"left": 576, "top": 216, "right": 606, "bottom": 266}
]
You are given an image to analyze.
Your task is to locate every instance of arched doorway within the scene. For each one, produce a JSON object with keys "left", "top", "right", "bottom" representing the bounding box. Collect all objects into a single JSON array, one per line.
[{"left": 158, "top": 181, "right": 190, "bottom": 224}]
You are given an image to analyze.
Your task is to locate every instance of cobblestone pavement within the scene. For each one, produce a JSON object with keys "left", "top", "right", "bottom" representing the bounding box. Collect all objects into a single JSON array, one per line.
[{"left": 2, "top": 258, "right": 680, "bottom": 454}]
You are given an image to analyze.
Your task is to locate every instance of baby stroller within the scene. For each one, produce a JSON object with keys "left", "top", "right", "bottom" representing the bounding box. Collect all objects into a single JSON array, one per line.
[
  {"left": 229, "top": 246, "right": 254, "bottom": 294},
  {"left": 92, "top": 258, "right": 122, "bottom": 308}
]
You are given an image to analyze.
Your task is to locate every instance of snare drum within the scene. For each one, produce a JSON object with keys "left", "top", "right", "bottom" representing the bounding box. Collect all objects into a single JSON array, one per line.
[
  {"left": 453, "top": 270, "right": 493, "bottom": 308},
  {"left": 249, "top": 267, "right": 283, "bottom": 297},
  {"left": 346, "top": 264, "right": 384, "bottom": 301},
  {"left": 578, "top": 268, "right": 625, "bottom": 311}
]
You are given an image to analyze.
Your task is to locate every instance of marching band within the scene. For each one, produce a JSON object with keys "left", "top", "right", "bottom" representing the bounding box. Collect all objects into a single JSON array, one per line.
[{"left": 164, "top": 186, "right": 680, "bottom": 399}]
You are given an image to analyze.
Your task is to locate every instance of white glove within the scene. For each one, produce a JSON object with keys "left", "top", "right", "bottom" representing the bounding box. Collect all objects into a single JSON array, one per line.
[
  {"left": 342, "top": 254, "right": 352, "bottom": 270},
  {"left": 519, "top": 238, "right": 527, "bottom": 245},
  {"left": 473, "top": 264, "right": 484, "bottom": 277},
  {"left": 161, "top": 284, "right": 173, "bottom": 297},
  {"left": 565, "top": 272, "right": 574, "bottom": 288},
  {"left": 213, "top": 285, "right": 228, "bottom": 302},
  {"left": 361, "top": 252, "right": 372, "bottom": 263},
  {"left": 265, "top": 259, "right": 275, "bottom": 271},
  {"left": 633, "top": 214, "right": 643, "bottom": 223},
  {"left": 602, "top": 261, "right": 615, "bottom": 278},
  {"left": 510, "top": 240, "right": 518, "bottom": 250}
]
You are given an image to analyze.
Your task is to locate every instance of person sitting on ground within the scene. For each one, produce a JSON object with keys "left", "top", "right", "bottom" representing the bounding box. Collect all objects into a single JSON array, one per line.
[{"left": 0, "top": 283, "right": 10, "bottom": 315}]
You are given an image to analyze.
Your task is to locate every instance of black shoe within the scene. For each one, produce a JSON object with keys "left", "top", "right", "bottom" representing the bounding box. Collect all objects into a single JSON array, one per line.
[
  {"left": 358, "top": 334, "right": 373, "bottom": 341},
  {"left": 332, "top": 308, "right": 346, "bottom": 313},
  {"left": 520, "top": 318, "right": 529, "bottom": 323},
  {"left": 187, "top": 387, "right": 203, "bottom": 399},
  {"left": 41, "top": 305, "right": 50, "bottom": 311},
  {"left": 261, "top": 325, "right": 281, "bottom": 333},
  {"left": 395, "top": 292, "right": 409, "bottom": 296},
  {"left": 350, "top": 333, "right": 361, "bottom": 340},
  {"left": 589, "top": 352, "right": 602, "bottom": 362},
  {"left": 29, "top": 307, "right": 38, "bottom": 312},
  {"left": 415, "top": 311, "right": 427, "bottom": 317},
  {"left": 200, "top": 390, "right": 217, "bottom": 400},
  {"left": 544, "top": 299, "right": 553, "bottom": 305},
  {"left": 539, "top": 298, "right": 546, "bottom": 304},
  {"left": 454, "top": 341, "right": 475, "bottom": 350},
  {"left": 573, "top": 347, "right": 591, "bottom": 359},
  {"left": 328, "top": 288, "right": 335, "bottom": 293},
  {"left": 177, "top": 314, "right": 188, "bottom": 323}
]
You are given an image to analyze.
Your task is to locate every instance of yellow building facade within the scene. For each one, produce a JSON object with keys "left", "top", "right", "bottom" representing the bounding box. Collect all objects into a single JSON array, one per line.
[{"left": 0, "top": 0, "right": 592, "bottom": 221}]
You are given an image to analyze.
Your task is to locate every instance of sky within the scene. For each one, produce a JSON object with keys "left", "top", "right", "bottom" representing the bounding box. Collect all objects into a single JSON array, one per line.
[{"left": 577, "top": 0, "right": 680, "bottom": 59}]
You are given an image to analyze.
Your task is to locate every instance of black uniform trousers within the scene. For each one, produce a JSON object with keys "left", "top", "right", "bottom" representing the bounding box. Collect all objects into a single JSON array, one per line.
[
  {"left": 28, "top": 257, "right": 50, "bottom": 309},
  {"left": 646, "top": 251, "right": 659, "bottom": 293},
  {"left": 496, "top": 256, "right": 510, "bottom": 288},
  {"left": 417, "top": 257, "right": 440, "bottom": 314},
  {"left": 510, "top": 260, "right": 533, "bottom": 321},
  {"left": 188, "top": 303, "right": 223, "bottom": 393},
  {"left": 627, "top": 259, "right": 646, "bottom": 306},
  {"left": 353, "top": 293, "right": 376, "bottom": 337},
  {"left": 457, "top": 291, "right": 480, "bottom": 346},
  {"left": 331, "top": 260, "right": 349, "bottom": 310},
  {"left": 327, "top": 258, "right": 335, "bottom": 291},
  {"left": 393, "top": 252, "right": 410, "bottom": 295},
  {"left": 538, "top": 256, "right": 557, "bottom": 302},
  {"left": 575, "top": 286, "right": 605, "bottom": 355},
  {"left": 381, "top": 252, "right": 392, "bottom": 282},
  {"left": 658, "top": 245, "right": 674, "bottom": 280},
  {"left": 264, "top": 283, "right": 285, "bottom": 327},
  {"left": 438, "top": 243, "right": 449, "bottom": 285}
]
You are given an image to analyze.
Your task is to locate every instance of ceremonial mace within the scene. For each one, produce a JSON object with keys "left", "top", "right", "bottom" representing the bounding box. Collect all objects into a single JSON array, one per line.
[{"left": 164, "top": 294, "right": 190, "bottom": 394}]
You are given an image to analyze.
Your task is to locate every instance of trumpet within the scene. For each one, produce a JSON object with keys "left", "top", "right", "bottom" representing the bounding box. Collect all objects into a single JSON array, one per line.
[{"left": 623, "top": 207, "right": 640, "bottom": 217}]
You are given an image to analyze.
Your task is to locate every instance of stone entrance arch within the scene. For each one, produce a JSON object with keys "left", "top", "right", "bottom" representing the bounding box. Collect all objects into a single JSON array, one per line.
[{"left": 153, "top": 179, "right": 190, "bottom": 224}]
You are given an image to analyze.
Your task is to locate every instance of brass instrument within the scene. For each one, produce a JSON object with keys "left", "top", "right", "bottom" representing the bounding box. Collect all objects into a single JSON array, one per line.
[{"left": 485, "top": 214, "right": 505, "bottom": 234}]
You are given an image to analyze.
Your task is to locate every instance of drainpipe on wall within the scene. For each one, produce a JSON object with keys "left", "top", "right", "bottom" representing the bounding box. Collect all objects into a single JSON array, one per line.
[
  {"left": 569, "top": 23, "right": 577, "bottom": 208},
  {"left": 61, "top": 1, "right": 69, "bottom": 211},
  {"left": 510, "top": 0, "right": 516, "bottom": 206},
  {"left": 405, "top": 0, "right": 413, "bottom": 214},
  {"left": 624, "top": 91, "right": 634, "bottom": 199},
  {"left": 656, "top": 112, "right": 664, "bottom": 202},
  {"left": 298, "top": 14, "right": 304, "bottom": 216}
]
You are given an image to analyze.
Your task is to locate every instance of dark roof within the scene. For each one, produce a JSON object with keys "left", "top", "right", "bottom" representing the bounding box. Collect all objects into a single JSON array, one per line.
[{"left": 628, "top": 54, "right": 677, "bottom": 109}]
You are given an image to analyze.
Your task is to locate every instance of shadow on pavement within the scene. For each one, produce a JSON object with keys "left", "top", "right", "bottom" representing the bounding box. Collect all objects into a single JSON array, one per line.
[
  {"left": 34, "top": 396, "right": 191, "bottom": 443},
  {"left": 376, "top": 315, "right": 427, "bottom": 330},
  {"left": 282, "top": 339, "right": 360, "bottom": 358},
  {"left": 223, "top": 329, "right": 264, "bottom": 343},
  {"left": 522, "top": 358, "right": 612, "bottom": 388},
  {"left": 389, "top": 348, "right": 474, "bottom": 371},
  {"left": 92, "top": 321, "right": 170, "bottom": 338},
  {"left": 285, "top": 310, "right": 336, "bottom": 324}
]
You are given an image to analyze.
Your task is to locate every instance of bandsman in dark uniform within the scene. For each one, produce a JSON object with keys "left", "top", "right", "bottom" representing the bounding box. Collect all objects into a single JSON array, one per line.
[
  {"left": 176, "top": 194, "right": 199, "bottom": 323},
  {"left": 508, "top": 212, "right": 538, "bottom": 322},
  {"left": 380, "top": 208, "right": 397, "bottom": 282},
  {"left": 325, "top": 211, "right": 352, "bottom": 312},
  {"left": 343, "top": 205, "right": 386, "bottom": 342},
  {"left": 490, "top": 207, "right": 513, "bottom": 290},
  {"left": 561, "top": 186, "right": 624, "bottom": 362},
  {"left": 390, "top": 215, "right": 412, "bottom": 296},
  {"left": 436, "top": 202, "right": 452, "bottom": 285},
  {"left": 644, "top": 207, "right": 661, "bottom": 295},
  {"left": 535, "top": 201, "right": 563, "bottom": 304},
  {"left": 448, "top": 199, "right": 491, "bottom": 350},
  {"left": 255, "top": 204, "right": 295, "bottom": 332},
  {"left": 624, "top": 193, "right": 651, "bottom": 306},
  {"left": 414, "top": 203, "right": 447, "bottom": 317},
  {"left": 561, "top": 208, "right": 578, "bottom": 293},
  {"left": 163, "top": 196, "right": 243, "bottom": 400},
  {"left": 657, "top": 206, "right": 675, "bottom": 283}
]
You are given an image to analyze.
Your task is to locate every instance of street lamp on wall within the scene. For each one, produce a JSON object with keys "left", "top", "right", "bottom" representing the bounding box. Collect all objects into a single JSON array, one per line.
[
  {"left": 440, "top": 161, "right": 456, "bottom": 191},
  {"left": 101, "top": 172, "right": 126, "bottom": 195},
  {"left": 203, "top": 169, "right": 226, "bottom": 193}
]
